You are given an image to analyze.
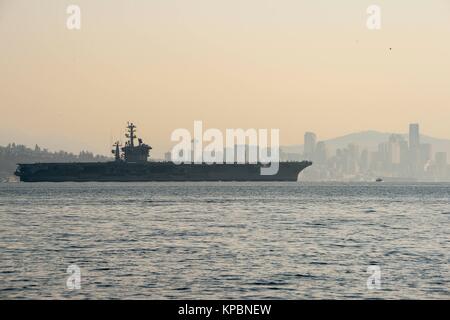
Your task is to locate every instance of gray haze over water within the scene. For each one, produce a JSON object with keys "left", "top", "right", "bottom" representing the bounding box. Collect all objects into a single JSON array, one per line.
[{"left": 0, "top": 182, "right": 449, "bottom": 299}]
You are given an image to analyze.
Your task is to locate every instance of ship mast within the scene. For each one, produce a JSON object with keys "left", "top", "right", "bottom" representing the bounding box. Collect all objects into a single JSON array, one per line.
[
  {"left": 112, "top": 141, "right": 121, "bottom": 161},
  {"left": 126, "top": 122, "right": 137, "bottom": 147}
]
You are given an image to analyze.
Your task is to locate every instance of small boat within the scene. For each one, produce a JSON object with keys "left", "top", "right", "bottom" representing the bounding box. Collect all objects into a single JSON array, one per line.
[{"left": 375, "top": 178, "right": 383, "bottom": 182}]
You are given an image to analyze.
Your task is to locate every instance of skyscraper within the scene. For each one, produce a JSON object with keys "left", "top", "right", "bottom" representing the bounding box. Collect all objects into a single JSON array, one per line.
[
  {"left": 304, "top": 132, "right": 317, "bottom": 160},
  {"left": 408, "top": 123, "right": 421, "bottom": 177},
  {"left": 420, "top": 143, "right": 432, "bottom": 166},
  {"left": 388, "top": 134, "right": 404, "bottom": 165},
  {"left": 435, "top": 152, "right": 448, "bottom": 179},
  {"left": 409, "top": 123, "right": 420, "bottom": 150},
  {"left": 315, "top": 141, "right": 328, "bottom": 164}
]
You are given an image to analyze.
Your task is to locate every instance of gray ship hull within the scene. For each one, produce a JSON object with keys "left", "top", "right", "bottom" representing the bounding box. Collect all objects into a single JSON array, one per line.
[{"left": 15, "top": 161, "right": 312, "bottom": 182}]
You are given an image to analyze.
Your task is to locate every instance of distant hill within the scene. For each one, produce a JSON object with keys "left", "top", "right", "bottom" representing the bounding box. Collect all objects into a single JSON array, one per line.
[{"left": 281, "top": 131, "right": 450, "bottom": 156}]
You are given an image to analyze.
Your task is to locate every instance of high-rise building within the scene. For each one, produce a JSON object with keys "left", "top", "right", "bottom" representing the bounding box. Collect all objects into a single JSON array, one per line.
[
  {"left": 315, "top": 141, "right": 328, "bottom": 164},
  {"left": 347, "top": 144, "right": 360, "bottom": 174},
  {"left": 388, "top": 134, "right": 404, "bottom": 164},
  {"left": 409, "top": 123, "right": 420, "bottom": 150},
  {"left": 378, "top": 142, "right": 389, "bottom": 163},
  {"left": 304, "top": 132, "right": 317, "bottom": 160},
  {"left": 399, "top": 139, "right": 409, "bottom": 165},
  {"left": 359, "top": 149, "right": 369, "bottom": 172},
  {"left": 420, "top": 143, "right": 432, "bottom": 165},
  {"left": 408, "top": 123, "right": 421, "bottom": 177},
  {"left": 435, "top": 152, "right": 448, "bottom": 179}
]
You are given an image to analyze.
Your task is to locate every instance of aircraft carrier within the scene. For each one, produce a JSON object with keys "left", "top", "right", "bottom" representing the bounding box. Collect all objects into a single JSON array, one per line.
[{"left": 15, "top": 123, "right": 312, "bottom": 182}]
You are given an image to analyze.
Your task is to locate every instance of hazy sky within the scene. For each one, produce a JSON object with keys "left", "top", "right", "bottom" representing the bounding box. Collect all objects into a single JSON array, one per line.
[{"left": 1, "top": 0, "right": 449, "bottom": 156}]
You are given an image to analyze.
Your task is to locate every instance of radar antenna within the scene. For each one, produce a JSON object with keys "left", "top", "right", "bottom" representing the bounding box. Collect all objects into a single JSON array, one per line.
[
  {"left": 112, "top": 141, "right": 122, "bottom": 161},
  {"left": 126, "top": 122, "right": 137, "bottom": 147}
]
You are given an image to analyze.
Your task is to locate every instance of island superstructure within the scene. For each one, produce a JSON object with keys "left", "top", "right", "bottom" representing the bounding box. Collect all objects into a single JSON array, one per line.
[{"left": 15, "top": 123, "right": 312, "bottom": 182}]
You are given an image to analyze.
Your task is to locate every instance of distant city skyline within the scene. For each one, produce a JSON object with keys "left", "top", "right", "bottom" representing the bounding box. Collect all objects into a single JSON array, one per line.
[{"left": 297, "top": 123, "right": 450, "bottom": 181}]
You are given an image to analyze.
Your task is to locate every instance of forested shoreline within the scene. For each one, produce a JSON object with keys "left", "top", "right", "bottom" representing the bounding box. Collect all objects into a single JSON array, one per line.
[{"left": 0, "top": 143, "right": 110, "bottom": 180}]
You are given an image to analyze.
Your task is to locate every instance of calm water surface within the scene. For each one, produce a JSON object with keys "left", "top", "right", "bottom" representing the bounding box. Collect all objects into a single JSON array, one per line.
[{"left": 0, "top": 182, "right": 449, "bottom": 299}]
